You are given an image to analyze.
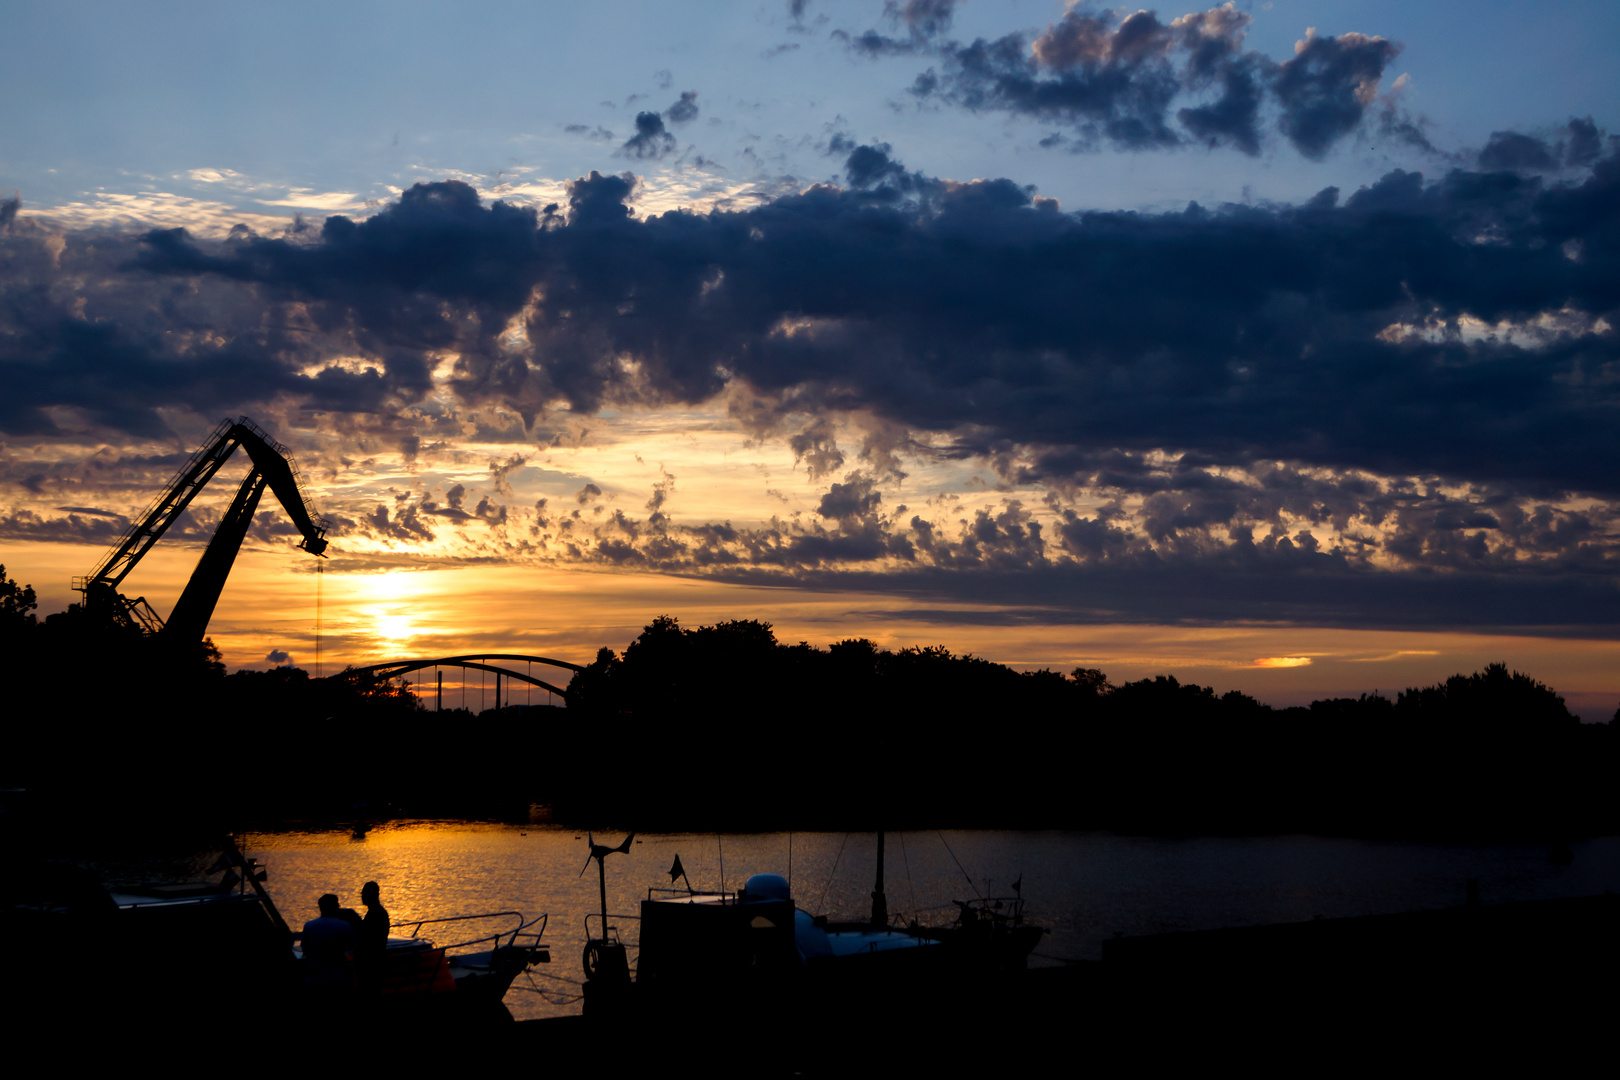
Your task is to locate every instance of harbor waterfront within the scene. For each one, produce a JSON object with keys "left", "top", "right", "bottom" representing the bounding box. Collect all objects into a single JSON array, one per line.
[{"left": 233, "top": 824, "right": 1620, "bottom": 1023}]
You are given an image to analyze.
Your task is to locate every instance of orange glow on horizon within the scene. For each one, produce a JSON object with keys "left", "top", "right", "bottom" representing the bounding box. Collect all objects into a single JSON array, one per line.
[{"left": 4, "top": 540, "right": 1617, "bottom": 720}]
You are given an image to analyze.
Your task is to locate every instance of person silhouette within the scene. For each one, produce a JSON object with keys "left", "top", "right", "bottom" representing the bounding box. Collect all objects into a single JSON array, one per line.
[
  {"left": 334, "top": 897, "right": 364, "bottom": 935},
  {"left": 302, "top": 893, "right": 357, "bottom": 991},
  {"left": 359, "top": 880, "right": 390, "bottom": 955}
]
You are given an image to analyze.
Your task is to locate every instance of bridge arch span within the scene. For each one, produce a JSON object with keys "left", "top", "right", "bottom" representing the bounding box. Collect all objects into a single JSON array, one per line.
[{"left": 341, "top": 654, "right": 584, "bottom": 706}]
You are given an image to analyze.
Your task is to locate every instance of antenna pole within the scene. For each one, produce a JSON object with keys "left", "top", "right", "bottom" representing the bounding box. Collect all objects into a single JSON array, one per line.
[
  {"left": 314, "top": 560, "right": 322, "bottom": 678},
  {"left": 871, "top": 829, "right": 888, "bottom": 927}
]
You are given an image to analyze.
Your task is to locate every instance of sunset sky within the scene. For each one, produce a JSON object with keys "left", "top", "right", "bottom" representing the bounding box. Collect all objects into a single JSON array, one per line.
[{"left": 3, "top": 1, "right": 1618, "bottom": 717}]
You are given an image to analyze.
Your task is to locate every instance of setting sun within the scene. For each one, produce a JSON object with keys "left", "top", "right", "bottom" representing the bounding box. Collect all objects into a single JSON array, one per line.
[{"left": 371, "top": 611, "right": 416, "bottom": 643}]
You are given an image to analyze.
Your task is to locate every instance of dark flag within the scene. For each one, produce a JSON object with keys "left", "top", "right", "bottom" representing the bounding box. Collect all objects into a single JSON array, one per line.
[
  {"left": 669, "top": 855, "right": 686, "bottom": 883},
  {"left": 1011, "top": 875, "right": 1022, "bottom": 894}
]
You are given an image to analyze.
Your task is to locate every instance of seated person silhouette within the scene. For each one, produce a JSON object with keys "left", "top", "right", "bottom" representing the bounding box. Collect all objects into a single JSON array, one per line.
[
  {"left": 334, "top": 897, "right": 364, "bottom": 936},
  {"left": 359, "top": 881, "right": 390, "bottom": 956},
  {"left": 302, "top": 893, "right": 357, "bottom": 987}
]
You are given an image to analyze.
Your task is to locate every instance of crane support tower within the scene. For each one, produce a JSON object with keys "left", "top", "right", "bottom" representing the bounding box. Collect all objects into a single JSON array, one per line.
[{"left": 73, "top": 416, "right": 329, "bottom": 646}]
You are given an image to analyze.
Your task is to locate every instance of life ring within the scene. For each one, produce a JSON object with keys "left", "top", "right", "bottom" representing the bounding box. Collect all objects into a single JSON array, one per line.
[{"left": 583, "top": 940, "right": 602, "bottom": 979}]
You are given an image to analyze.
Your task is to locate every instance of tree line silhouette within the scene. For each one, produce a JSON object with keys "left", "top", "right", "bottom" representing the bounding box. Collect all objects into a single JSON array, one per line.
[
  {"left": 3, "top": 565, "right": 1616, "bottom": 838},
  {"left": 554, "top": 615, "right": 1618, "bottom": 837}
]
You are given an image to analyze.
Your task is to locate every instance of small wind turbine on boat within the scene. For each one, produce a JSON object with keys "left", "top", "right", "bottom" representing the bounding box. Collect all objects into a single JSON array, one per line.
[{"left": 579, "top": 832, "right": 634, "bottom": 985}]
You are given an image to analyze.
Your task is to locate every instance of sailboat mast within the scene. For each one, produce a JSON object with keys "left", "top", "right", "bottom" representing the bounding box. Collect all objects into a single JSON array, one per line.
[{"left": 871, "top": 830, "right": 888, "bottom": 927}]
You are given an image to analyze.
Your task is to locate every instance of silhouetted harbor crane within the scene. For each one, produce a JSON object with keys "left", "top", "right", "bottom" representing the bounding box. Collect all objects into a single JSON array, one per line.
[{"left": 73, "top": 415, "right": 328, "bottom": 647}]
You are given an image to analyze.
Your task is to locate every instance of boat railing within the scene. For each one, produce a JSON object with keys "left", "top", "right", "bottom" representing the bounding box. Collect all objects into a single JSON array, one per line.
[
  {"left": 393, "top": 910, "right": 548, "bottom": 957},
  {"left": 954, "top": 896, "right": 1028, "bottom": 926},
  {"left": 583, "top": 911, "right": 641, "bottom": 952},
  {"left": 646, "top": 886, "right": 734, "bottom": 902}
]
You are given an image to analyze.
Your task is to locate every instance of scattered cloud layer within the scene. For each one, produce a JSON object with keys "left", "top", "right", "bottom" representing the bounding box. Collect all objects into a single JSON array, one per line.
[
  {"left": 2, "top": 33, "right": 1617, "bottom": 640},
  {"left": 839, "top": 3, "right": 1426, "bottom": 161}
]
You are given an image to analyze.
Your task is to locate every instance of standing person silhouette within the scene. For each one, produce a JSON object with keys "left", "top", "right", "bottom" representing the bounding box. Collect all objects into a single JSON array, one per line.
[{"left": 360, "top": 880, "right": 390, "bottom": 955}]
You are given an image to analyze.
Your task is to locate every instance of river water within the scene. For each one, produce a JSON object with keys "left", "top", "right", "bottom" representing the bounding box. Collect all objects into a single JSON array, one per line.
[{"left": 240, "top": 825, "right": 1620, "bottom": 1022}]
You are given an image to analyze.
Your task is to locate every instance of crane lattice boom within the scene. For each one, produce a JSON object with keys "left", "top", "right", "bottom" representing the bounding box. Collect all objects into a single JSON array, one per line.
[{"left": 74, "top": 416, "right": 329, "bottom": 644}]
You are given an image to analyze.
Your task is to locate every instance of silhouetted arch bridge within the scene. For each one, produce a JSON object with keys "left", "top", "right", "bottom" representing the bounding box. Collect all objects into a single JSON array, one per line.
[{"left": 341, "top": 654, "right": 584, "bottom": 710}]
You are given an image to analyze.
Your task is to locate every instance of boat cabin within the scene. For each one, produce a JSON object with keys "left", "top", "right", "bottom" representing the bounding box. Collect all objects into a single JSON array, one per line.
[
  {"left": 637, "top": 873, "right": 799, "bottom": 991},
  {"left": 637, "top": 872, "right": 939, "bottom": 997}
]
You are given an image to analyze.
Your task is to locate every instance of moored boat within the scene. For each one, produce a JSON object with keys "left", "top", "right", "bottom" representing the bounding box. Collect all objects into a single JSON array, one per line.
[
  {"left": 582, "top": 830, "right": 1047, "bottom": 1017},
  {"left": 6, "top": 835, "right": 551, "bottom": 1047},
  {"left": 350, "top": 909, "right": 551, "bottom": 1006}
]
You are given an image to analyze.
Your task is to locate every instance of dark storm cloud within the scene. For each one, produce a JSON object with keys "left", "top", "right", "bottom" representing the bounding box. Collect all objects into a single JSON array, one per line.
[
  {"left": 892, "top": 0, "right": 958, "bottom": 39},
  {"left": 664, "top": 91, "right": 700, "bottom": 125},
  {"left": 565, "top": 123, "right": 617, "bottom": 141},
  {"left": 843, "top": 142, "right": 913, "bottom": 189},
  {"left": 473, "top": 495, "right": 508, "bottom": 527},
  {"left": 0, "top": 195, "right": 19, "bottom": 231},
  {"left": 0, "top": 298, "right": 301, "bottom": 438},
  {"left": 0, "top": 499, "right": 229, "bottom": 546},
  {"left": 789, "top": 418, "right": 846, "bottom": 479},
  {"left": 21, "top": 136, "right": 1617, "bottom": 505},
  {"left": 646, "top": 469, "right": 675, "bottom": 517},
  {"left": 1478, "top": 118, "right": 1610, "bottom": 173},
  {"left": 520, "top": 467, "right": 1618, "bottom": 634},
  {"left": 2, "top": 450, "right": 192, "bottom": 521},
  {"left": 1272, "top": 31, "right": 1399, "bottom": 159},
  {"left": 567, "top": 169, "right": 638, "bottom": 222},
  {"left": 860, "top": 4, "right": 1402, "bottom": 159},
  {"left": 839, "top": 0, "right": 961, "bottom": 56},
  {"left": 1480, "top": 132, "right": 1557, "bottom": 173},
  {"left": 5, "top": 129, "right": 1619, "bottom": 632},
  {"left": 622, "top": 112, "right": 677, "bottom": 159},
  {"left": 0, "top": 507, "right": 130, "bottom": 544},
  {"left": 1375, "top": 98, "right": 1438, "bottom": 155},
  {"left": 425, "top": 483, "right": 473, "bottom": 520},
  {"left": 1563, "top": 118, "right": 1606, "bottom": 168},
  {"left": 0, "top": 195, "right": 508, "bottom": 440},
  {"left": 785, "top": 560, "right": 1620, "bottom": 636},
  {"left": 359, "top": 499, "right": 435, "bottom": 543},
  {"left": 816, "top": 472, "right": 882, "bottom": 521}
]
